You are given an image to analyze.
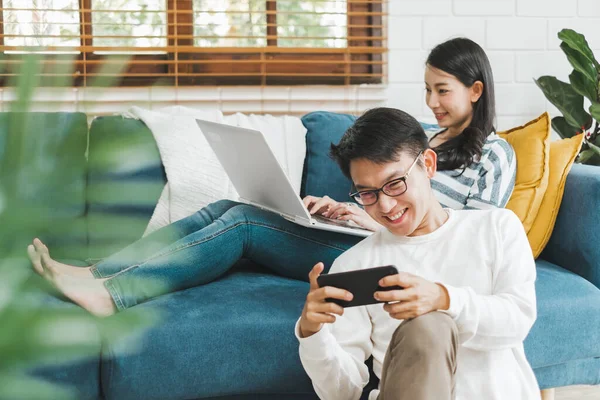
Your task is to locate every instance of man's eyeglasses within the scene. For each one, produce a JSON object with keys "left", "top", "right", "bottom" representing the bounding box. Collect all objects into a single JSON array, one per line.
[{"left": 349, "top": 152, "right": 423, "bottom": 206}]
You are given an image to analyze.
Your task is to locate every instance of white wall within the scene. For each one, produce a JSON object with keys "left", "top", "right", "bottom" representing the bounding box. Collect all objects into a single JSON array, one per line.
[
  {"left": 0, "top": 86, "right": 388, "bottom": 118},
  {"left": 387, "top": 0, "right": 600, "bottom": 131}
]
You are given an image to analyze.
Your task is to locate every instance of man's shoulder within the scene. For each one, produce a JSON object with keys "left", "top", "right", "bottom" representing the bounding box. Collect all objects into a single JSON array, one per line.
[
  {"left": 453, "top": 208, "right": 520, "bottom": 226},
  {"left": 450, "top": 209, "right": 525, "bottom": 245}
]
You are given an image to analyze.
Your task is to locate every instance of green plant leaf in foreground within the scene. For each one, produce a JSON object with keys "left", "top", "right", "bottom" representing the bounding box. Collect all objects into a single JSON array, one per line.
[
  {"left": 551, "top": 116, "right": 580, "bottom": 139},
  {"left": 0, "top": 55, "right": 162, "bottom": 400},
  {"left": 0, "top": 373, "right": 73, "bottom": 400},
  {"left": 559, "top": 29, "right": 600, "bottom": 70},
  {"left": 9, "top": 54, "right": 43, "bottom": 113},
  {"left": 569, "top": 70, "right": 598, "bottom": 103},
  {"left": 535, "top": 76, "right": 592, "bottom": 129}
]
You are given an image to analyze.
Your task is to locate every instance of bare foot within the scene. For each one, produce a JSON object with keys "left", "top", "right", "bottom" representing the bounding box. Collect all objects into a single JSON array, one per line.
[
  {"left": 28, "top": 238, "right": 94, "bottom": 278},
  {"left": 41, "top": 252, "right": 117, "bottom": 317}
]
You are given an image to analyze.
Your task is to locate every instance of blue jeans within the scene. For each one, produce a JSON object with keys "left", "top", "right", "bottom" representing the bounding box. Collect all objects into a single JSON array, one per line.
[{"left": 90, "top": 200, "right": 363, "bottom": 311}]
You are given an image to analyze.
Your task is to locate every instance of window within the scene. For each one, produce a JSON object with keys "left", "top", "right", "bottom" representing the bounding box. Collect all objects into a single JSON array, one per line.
[
  {"left": 0, "top": 0, "right": 386, "bottom": 86},
  {"left": 91, "top": 0, "right": 167, "bottom": 49},
  {"left": 3, "top": 0, "right": 80, "bottom": 51}
]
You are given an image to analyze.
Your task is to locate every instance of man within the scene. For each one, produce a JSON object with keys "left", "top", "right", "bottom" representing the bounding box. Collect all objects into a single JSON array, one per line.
[{"left": 295, "top": 108, "right": 540, "bottom": 400}]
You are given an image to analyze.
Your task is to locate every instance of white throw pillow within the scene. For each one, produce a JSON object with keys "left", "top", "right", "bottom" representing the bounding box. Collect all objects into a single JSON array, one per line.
[
  {"left": 131, "top": 106, "right": 307, "bottom": 236},
  {"left": 144, "top": 183, "right": 171, "bottom": 236},
  {"left": 131, "top": 106, "right": 228, "bottom": 230}
]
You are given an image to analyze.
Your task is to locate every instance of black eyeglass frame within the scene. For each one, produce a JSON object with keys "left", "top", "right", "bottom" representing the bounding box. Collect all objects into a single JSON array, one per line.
[{"left": 348, "top": 151, "right": 423, "bottom": 206}]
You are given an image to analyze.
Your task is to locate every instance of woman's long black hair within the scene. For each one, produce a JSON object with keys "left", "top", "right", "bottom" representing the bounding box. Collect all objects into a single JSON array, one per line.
[{"left": 426, "top": 37, "right": 496, "bottom": 171}]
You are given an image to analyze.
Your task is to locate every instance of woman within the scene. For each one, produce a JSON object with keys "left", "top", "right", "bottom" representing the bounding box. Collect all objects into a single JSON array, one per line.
[{"left": 27, "top": 38, "right": 516, "bottom": 317}]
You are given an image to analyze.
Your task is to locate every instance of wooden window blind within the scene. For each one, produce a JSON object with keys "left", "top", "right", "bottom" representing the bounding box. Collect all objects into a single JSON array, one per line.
[{"left": 0, "top": 0, "right": 386, "bottom": 87}]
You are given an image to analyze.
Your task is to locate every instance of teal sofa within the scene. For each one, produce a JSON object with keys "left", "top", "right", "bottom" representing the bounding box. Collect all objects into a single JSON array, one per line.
[{"left": 6, "top": 111, "right": 600, "bottom": 399}]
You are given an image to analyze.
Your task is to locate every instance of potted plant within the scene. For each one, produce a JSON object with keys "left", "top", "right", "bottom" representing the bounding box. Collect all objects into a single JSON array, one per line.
[{"left": 535, "top": 29, "right": 600, "bottom": 166}]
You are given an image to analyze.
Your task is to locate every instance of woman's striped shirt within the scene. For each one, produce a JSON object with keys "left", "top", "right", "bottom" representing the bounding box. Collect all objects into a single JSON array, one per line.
[{"left": 428, "top": 132, "right": 517, "bottom": 210}]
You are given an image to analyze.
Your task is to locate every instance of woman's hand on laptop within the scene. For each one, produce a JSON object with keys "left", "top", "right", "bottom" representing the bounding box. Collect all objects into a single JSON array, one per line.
[
  {"left": 299, "top": 262, "right": 353, "bottom": 338},
  {"left": 302, "top": 195, "right": 382, "bottom": 232},
  {"left": 374, "top": 272, "right": 451, "bottom": 320}
]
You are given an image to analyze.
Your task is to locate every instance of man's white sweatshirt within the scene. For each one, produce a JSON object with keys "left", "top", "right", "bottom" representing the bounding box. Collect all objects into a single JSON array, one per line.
[{"left": 296, "top": 209, "right": 541, "bottom": 400}]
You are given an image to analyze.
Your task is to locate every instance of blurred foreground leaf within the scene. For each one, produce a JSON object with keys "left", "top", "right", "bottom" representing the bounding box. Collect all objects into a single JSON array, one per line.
[{"left": 0, "top": 54, "right": 162, "bottom": 399}]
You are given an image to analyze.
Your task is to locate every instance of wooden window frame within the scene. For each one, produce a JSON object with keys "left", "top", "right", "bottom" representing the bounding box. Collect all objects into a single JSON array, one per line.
[{"left": 0, "top": 0, "right": 385, "bottom": 87}]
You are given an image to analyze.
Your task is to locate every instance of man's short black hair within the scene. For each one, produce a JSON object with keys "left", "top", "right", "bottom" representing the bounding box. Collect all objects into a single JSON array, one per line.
[{"left": 330, "top": 107, "right": 429, "bottom": 179}]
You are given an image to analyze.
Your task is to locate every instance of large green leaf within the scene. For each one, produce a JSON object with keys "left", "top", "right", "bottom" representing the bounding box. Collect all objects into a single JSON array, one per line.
[
  {"left": 561, "top": 42, "right": 598, "bottom": 84},
  {"left": 10, "top": 54, "right": 43, "bottom": 113},
  {"left": 578, "top": 149, "right": 596, "bottom": 164},
  {"left": 589, "top": 140, "right": 600, "bottom": 157},
  {"left": 589, "top": 102, "right": 600, "bottom": 121},
  {"left": 569, "top": 70, "right": 598, "bottom": 102},
  {"left": 558, "top": 29, "right": 600, "bottom": 70},
  {"left": 0, "top": 374, "right": 73, "bottom": 400},
  {"left": 551, "top": 116, "right": 579, "bottom": 139},
  {"left": 535, "top": 76, "right": 592, "bottom": 128},
  {"left": 0, "top": 55, "right": 162, "bottom": 400}
]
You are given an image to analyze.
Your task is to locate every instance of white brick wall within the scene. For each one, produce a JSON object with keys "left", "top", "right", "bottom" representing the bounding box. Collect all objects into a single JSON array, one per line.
[
  {"left": 517, "top": 0, "right": 577, "bottom": 17},
  {"left": 386, "top": 0, "right": 600, "bottom": 133},
  {"left": 453, "top": 0, "right": 514, "bottom": 16},
  {"left": 578, "top": 0, "right": 600, "bottom": 16}
]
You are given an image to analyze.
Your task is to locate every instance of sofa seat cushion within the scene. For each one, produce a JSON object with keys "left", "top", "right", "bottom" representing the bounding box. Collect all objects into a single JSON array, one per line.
[
  {"left": 27, "top": 291, "right": 103, "bottom": 400},
  {"left": 101, "top": 266, "right": 315, "bottom": 400},
  {"left": 524, "top": 260, "right": 600, "bottom": 369}
]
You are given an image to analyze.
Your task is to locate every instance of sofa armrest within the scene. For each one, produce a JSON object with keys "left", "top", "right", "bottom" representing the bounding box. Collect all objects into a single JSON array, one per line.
[{"left": 540, "top": 163, "right": 600, "bottom": 288}]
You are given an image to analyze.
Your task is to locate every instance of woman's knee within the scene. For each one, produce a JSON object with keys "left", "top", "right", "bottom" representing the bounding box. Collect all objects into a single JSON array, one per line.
[
  {"left": 210, "top": 199, "right": 241, "bottom": 212},
  {"left": 195, "top": 199, "right": 241, "bottom": 219},
  {"left": 224, "top": 203, "right": 275, "bottom": 223}
]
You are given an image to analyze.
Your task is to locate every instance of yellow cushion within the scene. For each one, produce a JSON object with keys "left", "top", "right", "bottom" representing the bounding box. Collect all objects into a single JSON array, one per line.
[
  {"left": 528, "top": 134, "right": 585, "bottom": 258},
  {"left": 498, "top": 113, "right": 551, "bottom": 234}
]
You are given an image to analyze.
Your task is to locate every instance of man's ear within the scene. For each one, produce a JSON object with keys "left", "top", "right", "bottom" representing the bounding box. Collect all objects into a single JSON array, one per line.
[
  {"left": 471, "top": 81, "right": 484, "bottom": 103},
  {"left": 423, "top": 149, "right": 437, "bottom": 178}
]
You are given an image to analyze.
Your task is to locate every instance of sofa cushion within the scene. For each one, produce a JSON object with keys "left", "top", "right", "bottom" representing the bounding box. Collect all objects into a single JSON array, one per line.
[
  {"left": 497, "top": 113, "right": 551, "bottom": 234},
  {"left": 524, "top": 260, "right": 600, "bottom": 369},
  {"left": 532, "top": 357, "right": 600, "bottom": 389},
  {"left": 528, "top": 134, "right": 584, "bottom": 258},
  {"left": 300, "top": 112, "right": 357, "bottom": 202},
  {"left": 101, "top": 266, "right": 315, "bottom": 400},
  {"left": 541, "top": 163, "right": 600, "bottom": 288},
  {"left": 0, "top": 112, "right": 88, "bottom": 260},
  {"left": 300, "top": 111, "right": 439, "bottom": 202},
  {"left": 87, "top": 116, "right": 166, "bottom": 260}
]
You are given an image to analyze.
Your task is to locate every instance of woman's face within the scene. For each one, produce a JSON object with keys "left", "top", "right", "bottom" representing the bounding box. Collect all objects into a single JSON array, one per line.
[{"left": 424, "top": 65, "right": 482, "bottom": 131}]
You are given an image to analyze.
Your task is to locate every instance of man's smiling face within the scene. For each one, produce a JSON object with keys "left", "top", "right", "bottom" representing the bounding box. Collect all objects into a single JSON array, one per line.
[{"left": 350, "top": 149, "right": 438, "bottom": 237}]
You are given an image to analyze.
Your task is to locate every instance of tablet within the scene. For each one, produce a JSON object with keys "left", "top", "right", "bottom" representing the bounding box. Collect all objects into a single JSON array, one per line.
[{"left": 317, "top": 265, "right": 403, "bottom": 308}]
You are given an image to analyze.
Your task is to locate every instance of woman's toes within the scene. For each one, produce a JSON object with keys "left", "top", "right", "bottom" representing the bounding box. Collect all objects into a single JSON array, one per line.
[
  {"left": 33, "top": 238, "right": 49, "bottom": 255},
  {"left": 27, "top": 244, "right": 44, "bottom": 275},
  {"left": 40, "top": 252, "right": 57, "bottom": 275}
]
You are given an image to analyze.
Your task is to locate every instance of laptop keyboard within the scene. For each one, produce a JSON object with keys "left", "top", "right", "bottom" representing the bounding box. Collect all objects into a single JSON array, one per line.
[{"left": 313, "top": 214, "right": 369, "bottom": 231}]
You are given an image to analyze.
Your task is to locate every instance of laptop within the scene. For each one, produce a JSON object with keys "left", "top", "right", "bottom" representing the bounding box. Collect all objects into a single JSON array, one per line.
[{"left": 195, "top": 119, "right": 373, "bottom": 238}]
